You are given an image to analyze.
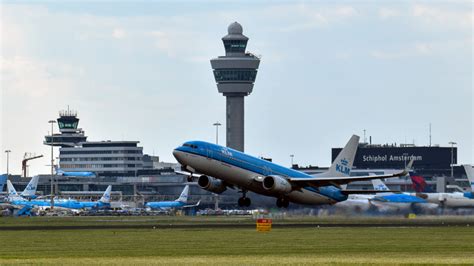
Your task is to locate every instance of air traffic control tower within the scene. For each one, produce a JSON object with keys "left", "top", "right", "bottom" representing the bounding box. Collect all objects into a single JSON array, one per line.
[{"left": 210, "top": 22, "right": 260, "bottom": 152}]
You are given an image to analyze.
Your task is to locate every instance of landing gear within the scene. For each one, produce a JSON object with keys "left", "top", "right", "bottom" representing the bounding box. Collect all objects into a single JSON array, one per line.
[
  {"left": 276, "top": 197, "right": 289, "bottom": 208},
  {"left": 238, "top": 189, "right": 251, "bottom": 207},
  {"left": 238, "top": 197, "right": 251, "bottom": 207}
]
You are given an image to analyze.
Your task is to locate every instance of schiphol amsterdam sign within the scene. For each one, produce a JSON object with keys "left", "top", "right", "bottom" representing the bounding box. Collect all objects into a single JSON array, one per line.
[{"left": 362, "top": 154, "right": 423, "bottom": 163}]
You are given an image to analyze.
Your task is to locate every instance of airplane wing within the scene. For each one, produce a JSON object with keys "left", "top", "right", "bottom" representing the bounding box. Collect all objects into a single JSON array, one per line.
[
  {"left": 289, "top": 170, "right": 408, "bottom": 187},
  {"left": 290, "top": 159, "right": 413, "bottom": 187},
  {"left": 183, "top": 200, "right": 201, "bottom": 208}
]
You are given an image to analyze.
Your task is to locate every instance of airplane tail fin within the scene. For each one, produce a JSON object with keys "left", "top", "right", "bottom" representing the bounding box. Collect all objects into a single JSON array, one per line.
[
  {"left": 318, "top": 135, "right": 359, "bottom": 178},
  {"left": 0, "top": 174, "right": 7, "bottom": 192},
  {"left": 56, "top": 168, "right": 65, "bottom": 176},
  {"left": 7, "top": 180, "right": 18, "bottom": 196},
  {"left": 410, "top": 175, "right": 433, "bottom": 193},
  {"left": 463, "top": 165, "right": 474, "bottom": 191},
  {"left": 372, "top": 179, "right": 390, "bottom": 192},
  {"left": 99, "top": 185, "right": 112, "bottom": 203},
  {"left": 371, "top": 179, "right": 393, "bottom": 196},
  {"left": 21, "top": 176, "right": 39, "bottom": 198},
  {"left": 175, "top": 185, "right": 189, "bottom": 203}
]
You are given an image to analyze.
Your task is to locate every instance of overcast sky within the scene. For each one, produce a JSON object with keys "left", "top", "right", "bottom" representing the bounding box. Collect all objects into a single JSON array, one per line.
[{"left": 1, "top": 1, "right": 472, "bottom": 175}]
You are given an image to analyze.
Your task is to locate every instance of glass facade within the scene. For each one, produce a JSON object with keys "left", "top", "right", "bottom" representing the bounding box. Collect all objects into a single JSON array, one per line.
[
  {"left": 223, "top": 40, "right": 247, "bottom": 53},
  {"left": 58, "top": 121, "right": 78, "bottom": 129},
  {"left": 213, "top": 69, "right": 257, "bottom": 82},
  {"left": 60, "top": 150, "right": 142, "bottom": 154}
]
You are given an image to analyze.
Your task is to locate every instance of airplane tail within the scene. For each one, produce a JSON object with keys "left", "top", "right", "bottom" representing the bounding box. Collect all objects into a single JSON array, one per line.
[
  {"left": 21, "top": 176, "right": 39, "bottom": 198},
  {"left": 463, "top": 165, "right": 474, "bottom": 191},
  {"left": 55, "top": 167, "right": 65, "bottom": 176},
  {"left": 410, "top": 175, "right": 433, "bottom": 193},
  {"left": 7, "top": 180, "right": 18, "bottom": 196},
  {"left": 175, "top": 185, "right": 189, "bottom": 203},
  {"left": 99, "top": 185, "right": 112, "bottom": 203},
  {"left": 372, "top": 179, "right": 390, "bottom": 192},
  {"left": 0, "top": 174, "right": 7, "bottom": 192},
  {"left": 317, "top": 135, "right": 359, "bottom": 178},
  {"left": 371, "top": 179, "right": 393, "bottom": 196}
]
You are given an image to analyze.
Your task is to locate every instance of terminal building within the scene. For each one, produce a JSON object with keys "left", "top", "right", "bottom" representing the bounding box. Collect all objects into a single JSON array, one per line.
[{"left": 331, "top": 142, "right": 458, "bottom": 178}]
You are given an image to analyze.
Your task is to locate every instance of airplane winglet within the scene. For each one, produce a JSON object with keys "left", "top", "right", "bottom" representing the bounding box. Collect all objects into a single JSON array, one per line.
[{"left": 401, "top": 158, "right": 415, "bottom": 176}]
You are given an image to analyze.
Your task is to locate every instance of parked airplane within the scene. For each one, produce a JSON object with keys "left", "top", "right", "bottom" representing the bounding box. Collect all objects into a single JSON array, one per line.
[
  {"left": 53, "top": 185, "right": 112, "bottom": 210},
  {"left": 6, "top": 176, "right": 40, "bottom": 200},
  {"left": 173, "top": 135, "right": 411, "bottom": 208},
  {"left": 463, "top": 164, "right": 474, "bottom": 198},
  {"left": 145, "top": 185, "right": 200, "bottom": 210},
  {"left": 0, "top": 174, "right": 7, "bottom": 192},
  {"left": 409, "top": 168, "right": 474, "bottom": 208},
  {"left": 56, "top": 168, "right": 95, "bottom": 178},
  {"left": 369, "top": 179, "right": 438, "bottom": 213},
  {"left": 7, "top": 184, "right": 112, "bottom": 211}
]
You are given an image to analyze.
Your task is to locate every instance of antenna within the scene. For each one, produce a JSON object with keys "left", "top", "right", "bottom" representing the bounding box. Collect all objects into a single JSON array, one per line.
[
  {"left": 429, "top": 123, "right": 432, "bottom": 147},
  {"left": 363, "top": 129, "right": 366, "bottom": 143}
]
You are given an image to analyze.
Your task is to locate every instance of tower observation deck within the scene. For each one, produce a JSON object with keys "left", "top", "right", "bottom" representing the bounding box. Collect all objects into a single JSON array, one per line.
[
  {"left": 210, "top": 22, "right": 260, "bottom": 151},
  {"left": 44, "top": 109, "right": 87, "bottom": 147}
]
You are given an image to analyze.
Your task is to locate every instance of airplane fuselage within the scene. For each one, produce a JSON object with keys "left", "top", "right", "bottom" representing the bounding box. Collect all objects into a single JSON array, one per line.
[
  {"left": 173, "top": 141, "right": 347, "bottom": 205},
  {"left": 145, "top": 201, "right": 185, "bottom": 210}
]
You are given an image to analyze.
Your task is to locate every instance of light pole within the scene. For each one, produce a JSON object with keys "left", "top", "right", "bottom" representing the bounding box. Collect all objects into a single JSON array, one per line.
[
  {"left": 290, "top": 154, "right": 294, "bottom": 168},
  {"left": 4, "top": 150, "right": 11, "bottom": 176},
  {"left": 49, "top": 120, "right": 56, "bottom": 209},
  {"left": 213, "top": 122, "right": 221, "bottom": 145},
  {"left": 212, "top": 121, "right": 222, "bottom": 211},
  {"left": 448, "top": 141, "right": 457, "bottom": 178}
]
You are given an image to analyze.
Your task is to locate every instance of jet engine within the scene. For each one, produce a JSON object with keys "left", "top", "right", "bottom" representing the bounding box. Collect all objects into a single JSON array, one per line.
[
  {"left": 197, "top": 175, "right": 227, "bottom": 194},
  {"left": 262, "top": 175, "right": 292, "bottom": 194}
]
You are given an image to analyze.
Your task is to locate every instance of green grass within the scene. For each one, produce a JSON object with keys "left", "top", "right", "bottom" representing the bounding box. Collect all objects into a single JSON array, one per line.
[
  {"left": 1, "top": 215, "right": 473, "bottom": 227},
  {"left": 0, "top": 227, "right": 473, "bottom": 265}
]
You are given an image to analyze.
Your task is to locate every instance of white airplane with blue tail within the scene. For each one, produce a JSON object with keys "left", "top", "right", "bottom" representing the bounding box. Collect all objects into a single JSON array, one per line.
[{"left": 145, "top": 185, "right": 200, "bottom": 210}]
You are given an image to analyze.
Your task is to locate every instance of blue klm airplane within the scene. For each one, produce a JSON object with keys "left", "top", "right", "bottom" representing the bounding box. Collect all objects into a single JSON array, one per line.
[
  {"left": 173, "top": 135, "right": 411, "bottom": 208},
  {"left": 6, "top": 176, "right": 40, "bottom": 200},
  {"left": 0, "top": 174, "right": 7, "bottom": 192},
  {"left": 145, "top": 185, "right": 200, "bottom": 210},
  {"left": 56, "top": 168, "right": 96, "bottom": 178},
  {"left": 7, "top": 182, "right": 112, "bottom": 211},
  {"left": 369, "top": 179, "right": 438, "bottom": 213}
]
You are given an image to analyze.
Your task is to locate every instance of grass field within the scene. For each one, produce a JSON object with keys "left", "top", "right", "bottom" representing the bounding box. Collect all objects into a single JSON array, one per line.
[{"left": 1, "top": 220, "right": 473, "bottom": 265}]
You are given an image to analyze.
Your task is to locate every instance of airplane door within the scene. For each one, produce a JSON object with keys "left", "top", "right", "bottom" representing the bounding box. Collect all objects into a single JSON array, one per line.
[{"left": 207, "top": 149, "right": 213, "bottom": 160}]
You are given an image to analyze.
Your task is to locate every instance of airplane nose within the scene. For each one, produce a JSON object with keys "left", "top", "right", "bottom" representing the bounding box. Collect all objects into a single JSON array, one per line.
[
  {"left": 172, "top": 149, "right": 180, "bottom": 160},
  {"left": 173, "top": 149, "right": 185, "bottom": 164}
]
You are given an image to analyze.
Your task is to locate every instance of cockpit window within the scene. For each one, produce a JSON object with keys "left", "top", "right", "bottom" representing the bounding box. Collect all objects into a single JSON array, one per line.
[{"left": 183, "top": 143, "right": 198, "bottom": 149}]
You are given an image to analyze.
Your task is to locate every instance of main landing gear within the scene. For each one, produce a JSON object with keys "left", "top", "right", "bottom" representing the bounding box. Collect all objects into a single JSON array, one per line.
[
  {"left": 276, "top": 197, "right": 289, "bottom": 208},
  {"left": 238, "top": 190, "right": 251, "bottom": 207}
]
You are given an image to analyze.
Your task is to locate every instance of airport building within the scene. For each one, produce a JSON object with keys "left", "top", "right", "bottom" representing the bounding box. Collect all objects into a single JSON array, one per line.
[
  {"left": 331, "top": 142, "right": 458, "bottom": 178},
  {"left": 59, "top": 141, "right": 144, "bottom": 177},
  {"left": 45, "top": 110, "right": 145, "bottom": 177}
]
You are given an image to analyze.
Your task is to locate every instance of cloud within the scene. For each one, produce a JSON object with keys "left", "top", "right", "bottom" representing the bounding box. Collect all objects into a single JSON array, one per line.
[
  {"left": 378, "top": 7, "right": 401, "bottom": 19},
  {"left": 112, "top": 28, "right": 126, "bottom": 39},
  {"left": 264, "top": 4, "right": 359, "bottom": 32},
  {"left": 411, "top": 4, "right": 473, "bottom": 30},
  {"left": 370, "top": 39, "right": 471, "bottom": 60}
]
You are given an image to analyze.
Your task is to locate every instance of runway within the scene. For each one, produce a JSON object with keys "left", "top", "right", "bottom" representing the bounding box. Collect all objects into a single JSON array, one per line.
[{"left": 1, "top": 221, "right": 472, "bottom": 230}]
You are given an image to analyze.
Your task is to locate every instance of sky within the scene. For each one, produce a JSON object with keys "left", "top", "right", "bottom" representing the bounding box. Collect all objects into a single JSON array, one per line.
[{"left": 1, "top": 1, "right": 472, "bottom": 175}]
